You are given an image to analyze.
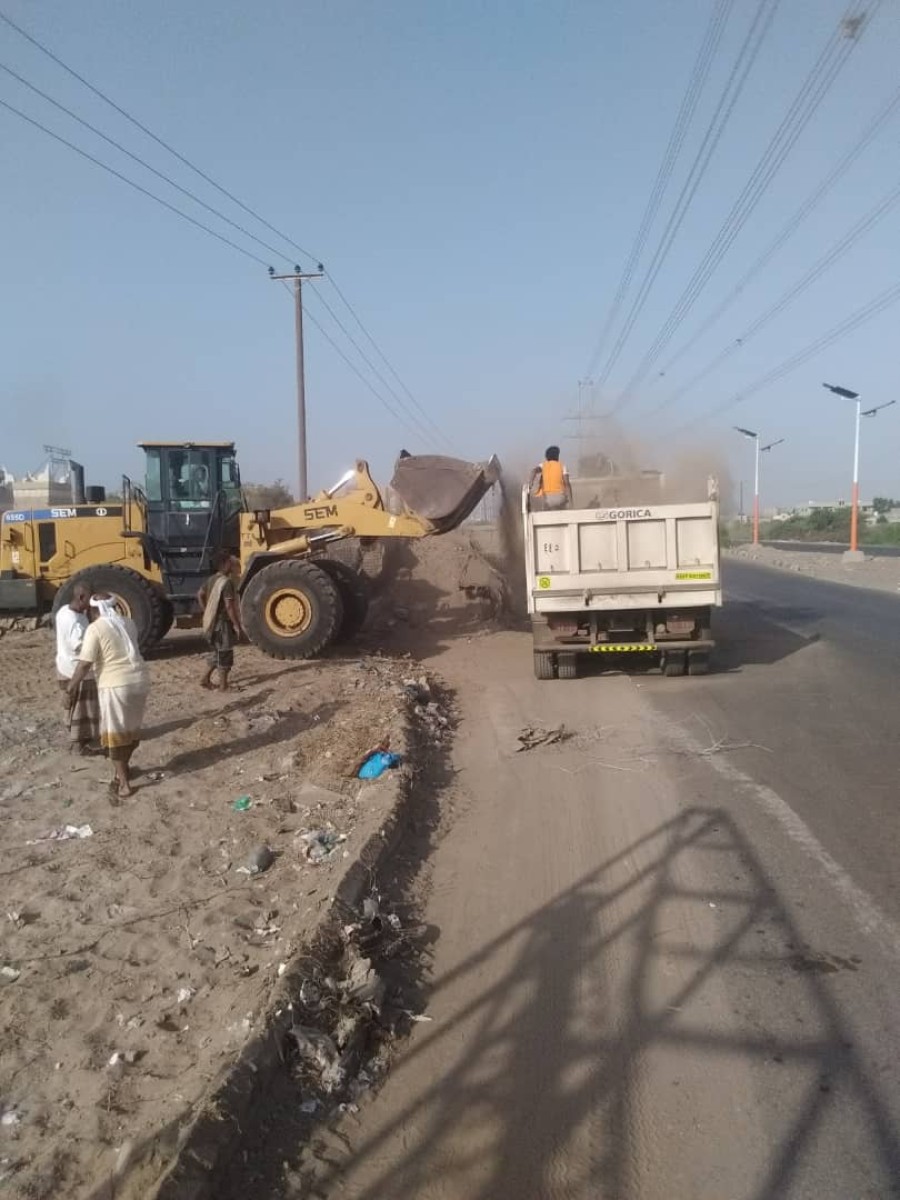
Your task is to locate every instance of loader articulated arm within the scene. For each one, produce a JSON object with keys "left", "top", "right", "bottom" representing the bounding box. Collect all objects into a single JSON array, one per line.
[{"left": 242, "top": 455, "right": 501, "bottom": 553}]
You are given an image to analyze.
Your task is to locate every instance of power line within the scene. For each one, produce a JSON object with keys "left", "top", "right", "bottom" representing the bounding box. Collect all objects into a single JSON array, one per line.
[
  {"left": 654, "top": 172, "right": 900, "bottom": 411},
  {"left": 306, "top": 284, "right": 454, "bottom": 451},
  {"left": 584, "top": 0, "right": 736, "bottom": 373},
  {"left": 670, "top": 277, "right": 900, "bottom": 435},
  {"left": 0, "top": 59, "right": 296, "bottom": 268},
  {"left": 615, "top": 0, "right": 875, "bottom": 405},
  {"left": 651, "top": 80, "right": 900, "bottom": 386},
  {"left": 0, "top": 5, "right": 445, "bottom": 452},
  {"left": 0, "top": 96, "right": 271, "bottom": 266},
  {"left": 588, "top": 0, "right": 781, "bottom": 387},
  {"left": 323, "top": 273, "right": 451, "bottom": 448},
  {"left": 286, "top": 283, "right": 430, "bottom": 442},
  {"left": 0, "top": 6, "right": 319, "bottom": 266}
]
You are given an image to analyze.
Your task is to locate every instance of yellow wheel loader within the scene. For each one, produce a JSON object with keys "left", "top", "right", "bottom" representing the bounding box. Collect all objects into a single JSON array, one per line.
[{"left": 0, "top": 442, "right": 499, "bottom": 659}]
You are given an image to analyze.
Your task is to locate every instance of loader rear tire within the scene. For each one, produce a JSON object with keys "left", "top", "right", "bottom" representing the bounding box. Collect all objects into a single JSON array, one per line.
[
  {"left": 241, "top": 560, "right": 343, "bottom": 660},
  {"left": 316, "top": 559, "right": 369, "bottom": 640},
  {"left": 533, "top": 651, "right": 557, "bottom": 680},
  {"left": 52, "top": 565, "right": 165, "bottom": 655}
]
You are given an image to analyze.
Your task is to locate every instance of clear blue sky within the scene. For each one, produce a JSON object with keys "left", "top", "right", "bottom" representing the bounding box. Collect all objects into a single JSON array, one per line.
[{"left": 2, "top": 0, "right": 899, "bottom": 508}]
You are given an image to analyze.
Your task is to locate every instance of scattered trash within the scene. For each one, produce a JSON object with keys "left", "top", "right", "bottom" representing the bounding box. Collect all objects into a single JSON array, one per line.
[
  {"left": 402, "top": 677, "right": 431, "bottom": 704},
  {"left": 299, "top": 1097, "right": 320, "bottom": 1115},
  {"left": 709, "top": 902, "right": 717, "bottom": 910},
  {"left": 25, "top": 823, "right": 93, "bottom": 845},
  {"left": 516, "top": 725, "right": 571, "bottom": 752},
  {"left": 301, "top": 829, "right": 347, "bottom": 864},
  {"left": 232, "top": 796, "right": 252, "bottom": 812},
  {"left": 7, "top": 909, "right": 38, "bottom": 929},
  {"left": 107, "top": 1049, "right": 143, "bottom": 1068},
  {"left": 1, "top": 966, "right": 21, "bottom": 984},
  {"left": 237, "top": 844, "right": 275, "bottom": 875},
  {"left": 289, "top": 1026, "right": 344, "bottom": 1093},
  {"left": 413, "top": 701, "right": 450, "bottom": 741},
  {"left": 403, "top": 1011, "right": 434, "bottom": 1024},
  {"left": 176, "top": 986, "right": 195, "bottom": 1005},
  {"left": 357, "top": 751, "right": 402, "bottom": 780},
  {"left": 145, "top": 771, "right": 167, "bottom": 782},
  {"left": 277, "top": 962, "right": 288, "bottom": 978},
  {"left": 1, "top": 1107, "right": 20, "bottom": 1128},
  {"left": 338, "top": 1101, "right": 360, "bottom": 1115}
]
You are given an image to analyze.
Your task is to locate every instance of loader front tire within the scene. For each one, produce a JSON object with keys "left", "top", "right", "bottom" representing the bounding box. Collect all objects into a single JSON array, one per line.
[
  {"left": 316, "top": 559, "right": 369, "bottom": 640},
  {"left": 241, "top": 560, "right": 343, "bottom": 660},
  {"left": 52, "top": 565, "right": 165, "bottom": 655}
]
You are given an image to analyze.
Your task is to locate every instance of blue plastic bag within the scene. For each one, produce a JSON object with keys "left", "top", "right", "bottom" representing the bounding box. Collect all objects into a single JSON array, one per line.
[{"left": 357, "top": 750, "right": 402, "bottom": 780}]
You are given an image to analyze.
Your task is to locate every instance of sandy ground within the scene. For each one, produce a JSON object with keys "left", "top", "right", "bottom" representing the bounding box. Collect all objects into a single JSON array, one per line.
[
  {"left": 728, "top": 543, "right": 900, "bottom": 594},
  {"left": 0, "top": 535, "right": 498, "bottom": 1200}
]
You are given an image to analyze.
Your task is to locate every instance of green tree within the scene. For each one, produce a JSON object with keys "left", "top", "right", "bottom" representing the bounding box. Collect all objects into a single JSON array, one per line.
[
  {"left": 872, "top": 496, "right": 898, "bottom": 516},
  {"left": 242, "top": 479, "right": 294, "bottom": 510}
]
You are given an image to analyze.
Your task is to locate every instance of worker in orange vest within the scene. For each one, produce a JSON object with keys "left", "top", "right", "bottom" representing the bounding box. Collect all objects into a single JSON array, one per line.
[{"left": 530, "top": 446, "right": 573, "bottom": 510}]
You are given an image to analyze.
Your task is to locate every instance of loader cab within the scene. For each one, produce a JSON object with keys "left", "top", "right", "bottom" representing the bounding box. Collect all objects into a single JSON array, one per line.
[{"left": 139, "top": 442, "right": 243, "bottom": 601}]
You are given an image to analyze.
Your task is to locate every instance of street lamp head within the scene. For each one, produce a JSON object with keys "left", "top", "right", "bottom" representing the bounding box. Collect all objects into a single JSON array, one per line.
[
  {"left": 822, "top": 382, "right": 860, "bottom": 400},
  {"left": 862, "top": 399, "right": 897, "bottom": 418},
  {"left": 734, "top": 426, "right": 757, "bottom": 439},
  {"left": 761, "top": 438, "right": 785, "bottom": 453}
]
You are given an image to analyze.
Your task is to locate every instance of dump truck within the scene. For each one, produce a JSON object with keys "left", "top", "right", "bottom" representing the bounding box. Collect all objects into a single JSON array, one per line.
[
  {"left": 0, "top": 442, "right": 500, "bottom": 659},
  {"left": 524, "top": 474, "right": 722, "bottom": 679}
]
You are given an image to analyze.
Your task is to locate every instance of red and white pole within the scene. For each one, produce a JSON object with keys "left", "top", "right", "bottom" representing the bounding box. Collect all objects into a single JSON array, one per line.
[
  {"left": 752, "top": 434, "right": 761, "bottom": 547},
  {"left": 850, "top": 395, "right": 861, "bottom": 554}
]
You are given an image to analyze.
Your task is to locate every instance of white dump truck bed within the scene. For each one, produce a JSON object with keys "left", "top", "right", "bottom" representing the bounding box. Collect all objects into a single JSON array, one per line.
[{"left": 522, "top": 486, "right": 722, "bottom": 679}]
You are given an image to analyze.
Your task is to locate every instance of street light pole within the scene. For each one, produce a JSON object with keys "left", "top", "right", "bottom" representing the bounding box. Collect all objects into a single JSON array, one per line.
[
  {"left": 822, "top": 382, "right": 897, "bottom": 559},
  {"left": 269, "top": 264, "right": 325, "bottom": 501},
  {"left": 850, "top": 392, "right": 862, "bottom": 553},
  {"left": 735, "top": 427, "right": 784, "bottom": 545},
  {"left": 752, "top": 434, "right": 760, "bottom": 546}
]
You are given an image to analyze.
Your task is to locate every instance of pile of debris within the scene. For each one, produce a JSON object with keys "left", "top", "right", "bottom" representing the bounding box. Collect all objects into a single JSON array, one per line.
[
  {"left": 284, "top": 893, "right": 426, "bottom": 1113},
  {"left": 401, "top": 675, "right": 452, "bottom": 742}
]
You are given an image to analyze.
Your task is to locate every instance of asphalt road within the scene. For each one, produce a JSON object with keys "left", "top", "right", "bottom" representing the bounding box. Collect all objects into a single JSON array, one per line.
[{"left": 286, "top": 561, "right": 900, "bottom": 1199}]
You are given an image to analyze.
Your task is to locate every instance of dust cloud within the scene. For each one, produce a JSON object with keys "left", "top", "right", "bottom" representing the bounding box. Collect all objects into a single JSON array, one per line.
[{"left": 471, "top": 424, "right": 733, "bottom": 621}]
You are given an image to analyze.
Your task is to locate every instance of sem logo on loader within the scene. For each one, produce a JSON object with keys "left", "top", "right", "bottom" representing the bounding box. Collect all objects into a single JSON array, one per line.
[
  {"left": 595, "top": 508, "right": 652, "bottom": 520},
  {"left": 2, "top": 506, "right": 118, "bottom": 522},
  {"left": 537, "top": 576, "right": 552, "bottom": 589},
  {"left": 675, "top": 570, "right": 712, "bottom": 580},
  {"left": 303, "top": 503, "right": 339, "bottom": 521}
]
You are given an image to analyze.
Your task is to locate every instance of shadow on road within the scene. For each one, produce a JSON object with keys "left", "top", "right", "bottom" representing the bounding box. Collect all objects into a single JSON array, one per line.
[{"left": 309, "top": 808, "right": 900, "bottom": 1199}]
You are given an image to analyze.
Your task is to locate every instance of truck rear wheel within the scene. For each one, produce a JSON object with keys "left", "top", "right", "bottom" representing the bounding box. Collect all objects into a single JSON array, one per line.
[
  {"left": 688, "top": 651, "right": 710, "bottom": 676},
  {"left": 533, "top": 650, "right": 557, "bottom": 680},
  {"left": 662, "top": 651, "right": 686, "bottom": 678},
  {"left": 557, "top": 653, "right": 578, "bottom": 680},
  {"left": 316, "top": 559, "right": 369, "bottom": 640},
  {"left": 241, "top": 560, "right": 343, "bottom": 660},
  {"left": 52, "top": 565, "right": 165, "bottom": 654}
]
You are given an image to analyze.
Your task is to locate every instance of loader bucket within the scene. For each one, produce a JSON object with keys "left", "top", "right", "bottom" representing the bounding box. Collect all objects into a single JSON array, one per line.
[{"left": 389, "top": 454, "right": 501, "bottom": 534}]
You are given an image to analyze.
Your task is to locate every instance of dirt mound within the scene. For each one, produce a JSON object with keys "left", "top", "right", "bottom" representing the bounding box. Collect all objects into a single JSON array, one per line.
[{"left": 357, "top": 531, "right": 516, "bottom": 660}]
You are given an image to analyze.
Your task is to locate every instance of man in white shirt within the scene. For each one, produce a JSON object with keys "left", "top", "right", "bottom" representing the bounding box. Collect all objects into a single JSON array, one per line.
[{"left": 54, "top": 582, "right": 99, "bottom": 752}]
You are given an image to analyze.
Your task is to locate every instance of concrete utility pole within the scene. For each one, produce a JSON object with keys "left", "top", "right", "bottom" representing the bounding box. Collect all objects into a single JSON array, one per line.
[{"left": 269, "top": 264, "right": 324, "bottom": 501}]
